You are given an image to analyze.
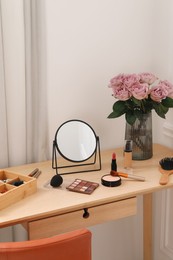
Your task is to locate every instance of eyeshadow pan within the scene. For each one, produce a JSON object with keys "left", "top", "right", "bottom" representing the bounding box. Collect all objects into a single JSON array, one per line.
[{"left": 66, "top": 179, "right": 99, "bottom": 195}]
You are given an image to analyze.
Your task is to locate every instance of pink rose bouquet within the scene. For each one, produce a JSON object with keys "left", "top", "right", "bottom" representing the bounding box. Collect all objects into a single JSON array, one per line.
[{"left": 108, "top": 72, "right": 173, "bottom": 125}]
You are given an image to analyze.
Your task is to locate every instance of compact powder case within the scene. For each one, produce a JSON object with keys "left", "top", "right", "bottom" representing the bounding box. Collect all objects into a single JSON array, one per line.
[{"left": 101, "top": 174, "right": 121, "bottom": 187}]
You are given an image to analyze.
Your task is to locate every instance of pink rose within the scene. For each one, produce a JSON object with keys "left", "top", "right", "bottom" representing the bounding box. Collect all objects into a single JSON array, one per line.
[
  {"left": 123, "top": 74, "right": 140, "bottom": 89},
  {"left": 130, "top": 83, "right": 149, "bottom": 100},
  {"left": 139, "top": 72, "right": 157, "bottom": 85},
  {"left": 109, "top": 73, "right": 140, "bottom": 89},
  {"left": 160, "top": 80, "right": 173, "bottom": 98},
  {"left": 150, "top": 84, "right": 168, "bottom": 102},
  {"left": 109, "top": 74, "right": 125, "bottom": 88},
  {"left": 112, "top": 85, "right": 132, "bottom": 101}
]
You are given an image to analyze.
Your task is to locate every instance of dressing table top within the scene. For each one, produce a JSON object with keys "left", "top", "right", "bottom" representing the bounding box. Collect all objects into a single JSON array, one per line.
[{"left": 0, "top": 143, "right": 173, "bottom": 228}]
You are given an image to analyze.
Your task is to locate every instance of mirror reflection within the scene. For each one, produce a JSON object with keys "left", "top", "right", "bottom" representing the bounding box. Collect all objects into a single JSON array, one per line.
[{"left": 56, "top": 120, "right": 97, "bottom": 162}]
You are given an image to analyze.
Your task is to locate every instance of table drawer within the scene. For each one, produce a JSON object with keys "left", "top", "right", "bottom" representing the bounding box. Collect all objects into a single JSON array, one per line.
[{"left": 28, "top": 197, "right": 136, "bottom": 239}]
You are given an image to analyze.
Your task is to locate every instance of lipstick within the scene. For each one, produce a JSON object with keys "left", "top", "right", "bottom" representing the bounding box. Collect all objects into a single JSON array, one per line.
[{"left": 111, "top": 152, "right": 117, "bottom": 171}]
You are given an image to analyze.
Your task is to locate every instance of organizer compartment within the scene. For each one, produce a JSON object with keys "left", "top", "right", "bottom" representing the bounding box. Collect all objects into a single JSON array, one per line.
[{"left": 0, "top": 170, "right": 37, "bottom": 210}]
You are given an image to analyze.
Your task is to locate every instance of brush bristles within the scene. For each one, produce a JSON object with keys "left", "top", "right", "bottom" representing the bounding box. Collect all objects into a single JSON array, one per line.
[{"left": 159, "top": 157, "right": 173, "bottom": 170}]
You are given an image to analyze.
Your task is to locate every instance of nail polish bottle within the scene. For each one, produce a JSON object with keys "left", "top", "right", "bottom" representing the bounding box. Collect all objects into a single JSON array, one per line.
[{"left": 124, "top": 140, "right": 132, "bottom": 169}]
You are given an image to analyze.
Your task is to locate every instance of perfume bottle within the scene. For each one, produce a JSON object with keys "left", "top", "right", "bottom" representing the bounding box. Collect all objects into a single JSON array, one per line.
[{"left": 124, "top": 140, "right": 132, "bottom": 169}]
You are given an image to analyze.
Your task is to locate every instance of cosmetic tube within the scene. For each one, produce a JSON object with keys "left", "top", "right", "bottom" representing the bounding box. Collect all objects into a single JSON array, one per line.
[
  {"left": 124, "top": 140, "right": 132, "bottom": 169},
  {"left": 111, "top": 153, "right": 117, "bottom": 171}
]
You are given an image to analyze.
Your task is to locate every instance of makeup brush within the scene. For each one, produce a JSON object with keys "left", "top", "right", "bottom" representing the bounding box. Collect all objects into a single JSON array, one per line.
[
  {"left": 28, "top": 168, "right": 39, "bottom": 177},
  {"left": 34, "top": 170, "right": 42, "bottom": 179},
  {"left": 110, "top": 170, "right": 145, "bottom": 181},
  {"left": 159, "top": 157, "right": 173, "bottom": 185}
]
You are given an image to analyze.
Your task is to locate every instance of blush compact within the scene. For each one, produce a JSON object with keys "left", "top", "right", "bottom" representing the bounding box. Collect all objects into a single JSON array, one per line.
[{"left": 101, "top": 174, "right": 121, "bottom": 187}]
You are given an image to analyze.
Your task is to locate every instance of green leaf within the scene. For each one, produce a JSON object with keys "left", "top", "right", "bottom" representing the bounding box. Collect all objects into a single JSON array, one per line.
[
  {"left": 112, "top": 101, "right": 126, "bottom": 116},
  {"left": 108, "top": 111, "right": 121, "bottom": 118},
  {"left": 162, "top": 97, "right": 173, "bottom": 107},
  {"left": 152, "top": 102, "right": 168, "bottom": 118},
  {"left": 125, "top": 112, "right": 136, "bottom": 125},
  {"left": 131, "top": 97, "right": 141, "bottom": 107}
]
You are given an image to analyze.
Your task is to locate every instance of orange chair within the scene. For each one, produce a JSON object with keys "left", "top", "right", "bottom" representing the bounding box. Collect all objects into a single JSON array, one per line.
[{"left": 0, "top": 228, "right": 91, "bottom": 260}]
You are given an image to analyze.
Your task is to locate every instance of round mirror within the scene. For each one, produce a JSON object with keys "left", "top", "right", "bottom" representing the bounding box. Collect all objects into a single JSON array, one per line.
[{"left": 55, "top": 120, "right": 97, "bottom": 162}]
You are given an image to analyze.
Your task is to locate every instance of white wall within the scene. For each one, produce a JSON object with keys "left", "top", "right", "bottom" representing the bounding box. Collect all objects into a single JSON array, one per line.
[
  {"left": 45, "top": 0, "right": 173, "bottom": 155},
  {"left": 45, "top": 0, "right": 156, "bottom": 155}
]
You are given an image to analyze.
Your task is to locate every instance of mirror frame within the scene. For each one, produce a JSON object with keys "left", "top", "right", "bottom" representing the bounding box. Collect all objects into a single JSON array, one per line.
[{"left": 52, "top": 119, "right": 101, "bottom": 175}]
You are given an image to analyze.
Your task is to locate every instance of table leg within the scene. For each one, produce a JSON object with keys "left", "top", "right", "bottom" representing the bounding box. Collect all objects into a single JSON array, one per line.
[{"left": 143, "top": 193, "right": 152, "bottom": 260}]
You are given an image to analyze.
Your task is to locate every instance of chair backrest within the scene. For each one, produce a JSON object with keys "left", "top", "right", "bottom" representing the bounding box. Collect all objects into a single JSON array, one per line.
[{"left": 0, "top": 228, "right": 91, "bottom": 260}]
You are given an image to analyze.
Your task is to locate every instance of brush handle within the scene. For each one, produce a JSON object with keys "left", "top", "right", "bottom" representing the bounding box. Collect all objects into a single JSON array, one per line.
[
  {"left": 28, "top": 168, "right": 39, "bottom": 177},
  {"left": 111, "top": 170, "right": 145, "bottom": 181},
  {"left": 159, "top": 172, "right": 170, "bottom": 185},
  {"left": 34, "top": 170, "right": 42, "bottom": 179},
  {"left": 127, "top": 173, "right": 145, "bottom": 181}
]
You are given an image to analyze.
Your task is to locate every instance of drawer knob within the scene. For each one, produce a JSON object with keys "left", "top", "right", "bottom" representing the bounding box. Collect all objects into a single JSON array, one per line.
[{"left": 83, "top": 208, "right": 90, "bottom": 218}]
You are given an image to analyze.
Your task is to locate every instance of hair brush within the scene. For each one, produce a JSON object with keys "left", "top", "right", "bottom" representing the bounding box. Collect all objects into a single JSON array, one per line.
[{"left": 159, "top": 157, "right": 173, "bottom": 185}]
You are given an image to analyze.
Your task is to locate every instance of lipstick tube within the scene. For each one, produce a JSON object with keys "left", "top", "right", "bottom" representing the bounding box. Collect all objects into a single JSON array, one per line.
[{"left": 111, "top": 153, "right": 117, "bottom": 171}]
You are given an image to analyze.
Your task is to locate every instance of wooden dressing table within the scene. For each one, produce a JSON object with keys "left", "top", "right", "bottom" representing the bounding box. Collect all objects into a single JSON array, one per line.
[{"left": 1, "top": 144, "right": 173, "bottom": 260}]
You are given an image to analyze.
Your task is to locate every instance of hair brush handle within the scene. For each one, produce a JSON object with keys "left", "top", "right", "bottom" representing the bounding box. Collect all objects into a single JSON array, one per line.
[
  {"left": 159, "top": 172, "right": 170, "bottom": 185},
  {"left": 159, "top": 167, "right": 173, "bottom": 185}
]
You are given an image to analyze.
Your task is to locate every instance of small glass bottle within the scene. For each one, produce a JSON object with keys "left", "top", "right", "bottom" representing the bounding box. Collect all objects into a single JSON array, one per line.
[{"left": 124, "top": 140, "right": 132, "bottom": 169}]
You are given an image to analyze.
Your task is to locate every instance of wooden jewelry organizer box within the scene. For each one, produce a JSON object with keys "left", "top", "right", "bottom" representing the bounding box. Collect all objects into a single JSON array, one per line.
[{"left": 0, "top": 170, "right": 37, "bottom": 210}]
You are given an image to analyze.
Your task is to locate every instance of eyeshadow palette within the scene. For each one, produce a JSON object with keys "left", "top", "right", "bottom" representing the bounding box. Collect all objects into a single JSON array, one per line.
[{"left": 66, "top": 179, "right": 99, "bottom": 195}]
